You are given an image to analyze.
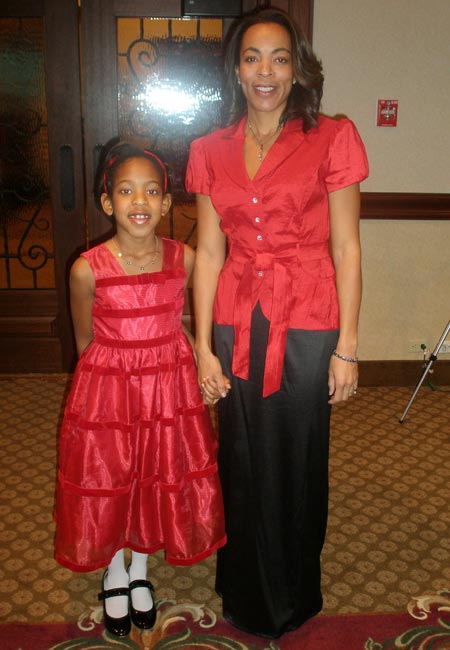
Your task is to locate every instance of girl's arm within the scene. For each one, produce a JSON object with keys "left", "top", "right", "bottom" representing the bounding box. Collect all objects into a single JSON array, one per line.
[
  {"left": 328, "top": 182, "right": 362, "bottom": 404},
  {"left": 182, "top": 244, "right": 196, "bottom": 350},
  {"left": 69, "top": 257, "right": 95, "bottom": 357},
  {"left": 193, "top": 194, "right": 230, "bottom": 402},
  {"left": 184, "top": 243, "right": 195, "bottom": 283}
]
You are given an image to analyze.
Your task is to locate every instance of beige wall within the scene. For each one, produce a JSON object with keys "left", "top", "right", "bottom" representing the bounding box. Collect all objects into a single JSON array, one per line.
[{"left": 313, "top": 0, "right": 450, "bottom": 360}]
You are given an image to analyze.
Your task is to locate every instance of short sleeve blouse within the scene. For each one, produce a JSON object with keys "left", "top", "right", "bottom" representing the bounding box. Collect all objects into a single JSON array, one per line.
[{"left": 186, "top": 115, "right": 368, "bottom": 396}]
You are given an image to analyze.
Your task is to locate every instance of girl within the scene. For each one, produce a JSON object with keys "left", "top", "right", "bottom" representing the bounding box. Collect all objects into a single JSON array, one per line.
[{"left": 54, "top": 142, "right": 226, "bottom": 637}]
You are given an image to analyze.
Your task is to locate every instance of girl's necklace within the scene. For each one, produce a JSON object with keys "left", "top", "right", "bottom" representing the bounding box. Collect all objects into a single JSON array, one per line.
[
  {"left": 247, "top": 121, "right": 281, "bottom": 161},
  {"left": 113, "top": 235, "right": 159, "bottom": 271}
]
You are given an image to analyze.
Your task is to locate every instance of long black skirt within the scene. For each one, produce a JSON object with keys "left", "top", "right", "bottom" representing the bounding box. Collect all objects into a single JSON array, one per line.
[{"left": 213, "top": 303, "right": 339, "bottom": 638}]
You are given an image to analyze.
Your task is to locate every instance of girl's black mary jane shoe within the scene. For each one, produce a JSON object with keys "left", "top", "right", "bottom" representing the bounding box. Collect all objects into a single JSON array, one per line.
[
  {"left": 98, "top": 573, "right": 131, "bottom": 637},
  {"left": 129, "top": 579, "right": 157, "bottom": 629}
]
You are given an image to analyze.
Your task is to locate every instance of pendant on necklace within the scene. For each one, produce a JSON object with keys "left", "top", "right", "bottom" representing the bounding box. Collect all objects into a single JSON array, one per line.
[
  {"left": 114, "top": 235, "right": 159, "bottom": 271},
  {"left": 247, "top": 121, "right": 281, "bottom": 162}
]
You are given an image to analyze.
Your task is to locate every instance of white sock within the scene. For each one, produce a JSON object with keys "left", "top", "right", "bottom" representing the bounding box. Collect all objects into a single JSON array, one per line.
[
  {"left": 103, "top": 549, "right": 129, "bottom": 618},
  {"left": 128, "top": 551, "right": 153, "bottom": 612}
]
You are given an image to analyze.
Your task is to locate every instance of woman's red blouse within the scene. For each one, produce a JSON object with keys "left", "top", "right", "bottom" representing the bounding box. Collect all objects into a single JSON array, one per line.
[{"left": 186, "top": 115, "right": 369, "bottom": 396}]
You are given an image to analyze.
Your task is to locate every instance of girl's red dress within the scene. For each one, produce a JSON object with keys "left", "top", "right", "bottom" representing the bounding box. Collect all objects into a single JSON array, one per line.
[{"left": 54, "top": 238, "right": 226, "bottom": 571}]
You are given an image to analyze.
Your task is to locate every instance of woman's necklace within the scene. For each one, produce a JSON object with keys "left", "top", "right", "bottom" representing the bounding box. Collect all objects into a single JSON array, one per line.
[
  {"left": 113, "top": 235, "right": 159, "bottom": 271},
  {"left": 247, "top": 121, "right": 281, "bottom": 161}
]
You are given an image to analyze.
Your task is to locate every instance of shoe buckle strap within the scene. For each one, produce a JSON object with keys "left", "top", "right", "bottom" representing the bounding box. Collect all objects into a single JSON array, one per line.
[
  {"left": 98, "top": 586, "right": 130, "bottom": 600},
  {"left": 129, "top": 579, "right": 154, "bottom": 591}
]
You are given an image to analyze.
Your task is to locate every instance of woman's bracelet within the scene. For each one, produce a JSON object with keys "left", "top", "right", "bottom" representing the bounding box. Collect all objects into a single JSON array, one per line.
[{"left": 332, "top": 349, "right": 358, "bottom": 363}]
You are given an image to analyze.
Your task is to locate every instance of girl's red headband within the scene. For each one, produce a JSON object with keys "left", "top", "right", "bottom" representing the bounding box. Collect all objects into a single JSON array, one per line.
[{"left": 143, "top": 150, "right": 168, "bottom": 192}]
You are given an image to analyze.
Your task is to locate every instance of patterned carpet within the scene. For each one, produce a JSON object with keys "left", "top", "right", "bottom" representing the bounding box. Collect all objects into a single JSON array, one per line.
[{"left": 0, "top": 374, "right": 449, "bottom": 628}]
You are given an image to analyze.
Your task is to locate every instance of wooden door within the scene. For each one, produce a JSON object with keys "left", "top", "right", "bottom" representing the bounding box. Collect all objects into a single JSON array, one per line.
[
  {"left": 0, "top": 0, "right": 313, "bottom": 372},
  {"left": 80, "top": 0, "right": 313, "bottom": 246},
  {"left": 0, "top": 0, "right": 85, "bottom": 372}
]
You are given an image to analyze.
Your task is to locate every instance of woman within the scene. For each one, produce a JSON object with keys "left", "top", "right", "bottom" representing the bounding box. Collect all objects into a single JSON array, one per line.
[{"left": 186, "top": 7, "right": 368, "bottom": 639}]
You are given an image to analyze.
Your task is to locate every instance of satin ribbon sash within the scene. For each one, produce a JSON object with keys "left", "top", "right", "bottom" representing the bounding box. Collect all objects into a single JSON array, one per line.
[{"left": 230, "top": 242, "right": 330, "bottom": 397}]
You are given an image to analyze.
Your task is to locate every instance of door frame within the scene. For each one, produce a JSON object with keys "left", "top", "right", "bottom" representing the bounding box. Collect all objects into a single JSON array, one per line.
[{"left": 0, "top": 0, "right": 86, "bottom": 371}]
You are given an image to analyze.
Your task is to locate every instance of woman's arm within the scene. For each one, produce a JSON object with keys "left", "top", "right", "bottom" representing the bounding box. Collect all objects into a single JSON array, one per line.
[
  {"left": 193, "top": 193, "right": 230, "bottom": 402},
  {"left": 328, "top": 182, "right": 362, "bottom": 404},
  {"left": 69, "top": 257, "right": 95, "bottom": 357}
]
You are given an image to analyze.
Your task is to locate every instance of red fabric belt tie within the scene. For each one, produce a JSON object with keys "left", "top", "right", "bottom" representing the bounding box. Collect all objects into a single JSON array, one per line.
[{"left": 231, "top": 243, "right": 330, "bottom": 397}]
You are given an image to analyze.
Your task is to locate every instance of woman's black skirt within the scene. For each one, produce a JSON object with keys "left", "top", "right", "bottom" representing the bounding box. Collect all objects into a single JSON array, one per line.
[{"left": 213, "top": 303, "right": 339, "bottom": 638}]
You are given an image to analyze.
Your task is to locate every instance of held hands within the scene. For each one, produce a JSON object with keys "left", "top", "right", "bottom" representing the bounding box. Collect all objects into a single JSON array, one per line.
[
  {"left": 328, "top": 352, "right": 358, "bottom": 404},
  {"left": 196, "top": 350, "right": 231, "bottom": 406}
]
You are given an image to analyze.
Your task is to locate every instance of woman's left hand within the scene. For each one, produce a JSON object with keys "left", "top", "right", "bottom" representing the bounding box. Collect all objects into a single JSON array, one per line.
[{"left": 328, "top": 355, "right": 358, "bottom": 404}]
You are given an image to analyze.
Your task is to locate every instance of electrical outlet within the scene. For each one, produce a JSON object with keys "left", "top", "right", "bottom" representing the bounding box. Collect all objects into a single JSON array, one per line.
[
  {"left": 408, "top": 340, "right": 427, "bottom": 353},
  {"left": 439, "top": 342, "right": 450, "bottom": 354}
]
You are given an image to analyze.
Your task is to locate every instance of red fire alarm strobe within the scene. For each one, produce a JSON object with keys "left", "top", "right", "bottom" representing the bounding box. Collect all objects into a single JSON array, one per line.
[{"left": 377, "top": 99, "right": 398, "bottom": 127}]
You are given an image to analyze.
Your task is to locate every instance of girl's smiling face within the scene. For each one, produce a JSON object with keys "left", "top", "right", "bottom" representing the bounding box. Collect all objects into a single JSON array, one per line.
[
  {"left": 236, "top": 22, "right": 294, "bottom": 119},
  {"left": 101, "top": 156, "right": 171, "bottom": 238}
]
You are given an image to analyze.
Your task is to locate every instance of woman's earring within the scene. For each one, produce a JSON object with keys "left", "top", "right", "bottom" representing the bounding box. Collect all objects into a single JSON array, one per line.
[
  {"left": 292, "top": 79, "right": 297, "bottom": 85},
  {"left": 237, "top": 77, "right": 241, "bottom": 85}
]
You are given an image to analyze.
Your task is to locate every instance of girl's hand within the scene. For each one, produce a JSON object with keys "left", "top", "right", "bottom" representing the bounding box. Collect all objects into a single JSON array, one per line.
[
  {"left": 196, "top": 350, "right": 231, "bottom": 405},
  {"left": 328, "top": 354, "right": 358, "bottom": 404}
]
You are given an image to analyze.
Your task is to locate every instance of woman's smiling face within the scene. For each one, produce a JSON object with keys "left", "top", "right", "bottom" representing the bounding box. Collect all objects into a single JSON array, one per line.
[{"left": 236, "top": 22, "right": 294, "bottom": 118}]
